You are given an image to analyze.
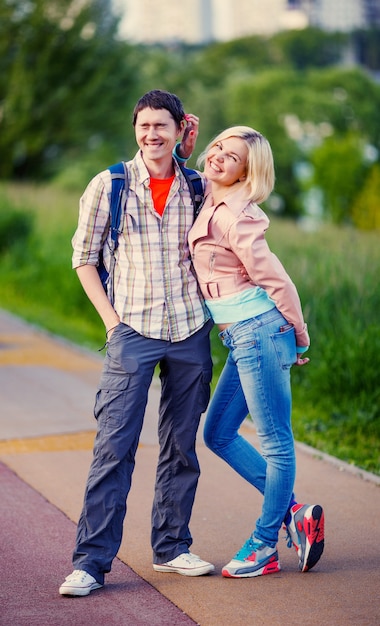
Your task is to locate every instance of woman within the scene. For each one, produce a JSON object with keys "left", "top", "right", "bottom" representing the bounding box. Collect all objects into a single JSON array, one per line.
[{"left": 188, "top": 126, "right": 324, "bottom": 578}]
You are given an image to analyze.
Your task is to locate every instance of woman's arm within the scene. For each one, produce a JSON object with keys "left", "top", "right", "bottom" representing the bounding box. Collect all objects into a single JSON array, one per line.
[{"left": 231, "top": 209, "right": 310, "bottom": 348}]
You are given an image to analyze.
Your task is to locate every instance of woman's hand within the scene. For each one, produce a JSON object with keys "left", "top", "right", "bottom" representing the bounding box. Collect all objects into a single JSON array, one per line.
[
  {"left": 179, "top": 114, "right": 199, "bottom": 159},
  {"left": 295, "top": 354, "right": 310, "bottom": 366},
  {"left": 239, "top": 265, "right": 252, "bottom": 283}
]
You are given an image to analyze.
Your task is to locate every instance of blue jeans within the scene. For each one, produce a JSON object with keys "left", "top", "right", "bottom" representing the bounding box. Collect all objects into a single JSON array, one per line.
[
  {"left": 203, "top": 308, "right": 296, "bottom": 547},
  {"left": 73, "top": 320, "right": 213, "bottom": 584}
]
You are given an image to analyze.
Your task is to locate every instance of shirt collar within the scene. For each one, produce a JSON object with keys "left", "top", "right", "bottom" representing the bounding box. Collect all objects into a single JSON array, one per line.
[{"left": 134, "top": 149, "right": 184, "bottom": 185}]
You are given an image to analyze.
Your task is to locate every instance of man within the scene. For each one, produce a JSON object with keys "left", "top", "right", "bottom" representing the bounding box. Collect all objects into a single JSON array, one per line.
[{"left": 59, "top": 90, "right": 214, "bottom": 597}]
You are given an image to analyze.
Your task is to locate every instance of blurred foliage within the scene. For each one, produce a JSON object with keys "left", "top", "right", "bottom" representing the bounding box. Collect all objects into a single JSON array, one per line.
[
  {"left": 0, "top": 192, "right": 34, "bottom": 253},
  {"left": 1, "top": 1, "right": 380, "bottom": 228},
  {"left": 351, "top": 164, "right": 380, "bottom": 230},
  {"left": 270, "top": 27, "right": 347, "bottom": 69},
  {"left": 353, "top": 27, "right": 380, "bottom": 70},
  {"left": 0, "top": 0, "right": 140, "bottom": 178},
  {"left": 310, "top": 133, "right": 368, "bottom": 223}
]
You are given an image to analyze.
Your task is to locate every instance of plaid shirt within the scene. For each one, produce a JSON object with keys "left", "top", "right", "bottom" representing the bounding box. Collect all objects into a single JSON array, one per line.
[{"left": 72, "top": 151, "right": 209, "bottom": 342}]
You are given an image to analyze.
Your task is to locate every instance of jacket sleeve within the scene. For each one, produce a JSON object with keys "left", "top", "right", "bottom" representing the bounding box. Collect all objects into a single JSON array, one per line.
[{"left": 229, "top": 207, "right": 310, "bottom": 348}]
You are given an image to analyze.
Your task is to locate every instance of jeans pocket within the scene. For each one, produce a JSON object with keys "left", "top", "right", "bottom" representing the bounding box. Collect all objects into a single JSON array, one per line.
[{"left": 271, "top": 326, "right": 297, "bottom": 369}]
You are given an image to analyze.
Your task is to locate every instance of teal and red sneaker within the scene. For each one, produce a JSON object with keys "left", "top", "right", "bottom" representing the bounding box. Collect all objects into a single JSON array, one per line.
[
  {"left": 222, "top": 535, "right": 280, "bottom": 578},
  {"left": 285, "top": 503, "right": 325, "bottom": 572}
]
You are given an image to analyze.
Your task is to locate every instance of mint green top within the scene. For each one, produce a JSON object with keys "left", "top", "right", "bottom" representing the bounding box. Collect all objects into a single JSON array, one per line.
[
  {"left": 205, "top": 287, "right": 308, "bottom": 353},
  {"left": 205, "top": 286, "right": 275, "bottom": 322}
]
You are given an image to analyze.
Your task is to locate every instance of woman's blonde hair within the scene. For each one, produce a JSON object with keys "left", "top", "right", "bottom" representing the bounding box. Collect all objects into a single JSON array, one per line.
[{"left": 197, "top": 126, "right": 275, "bottom": 203}]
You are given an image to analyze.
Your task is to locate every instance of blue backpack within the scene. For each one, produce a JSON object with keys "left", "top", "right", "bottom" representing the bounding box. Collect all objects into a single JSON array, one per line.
[{"left": 98, "top": 161, "right": 204, "bottom": 304}]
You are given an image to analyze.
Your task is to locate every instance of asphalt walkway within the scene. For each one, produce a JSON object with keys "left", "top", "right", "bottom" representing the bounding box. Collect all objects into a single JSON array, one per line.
[{"left": 0, "top": 308, "right": 379, "bottom": 626}]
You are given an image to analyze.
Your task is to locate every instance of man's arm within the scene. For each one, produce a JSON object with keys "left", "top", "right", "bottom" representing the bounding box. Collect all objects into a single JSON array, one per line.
[{"left": 76, "top": 265, "right": 120, "bottom": 337}]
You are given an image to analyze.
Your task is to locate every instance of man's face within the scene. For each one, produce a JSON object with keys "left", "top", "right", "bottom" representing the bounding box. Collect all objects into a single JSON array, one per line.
[{"left": 135, "top": 107, "right": 180, "bottom": 162}]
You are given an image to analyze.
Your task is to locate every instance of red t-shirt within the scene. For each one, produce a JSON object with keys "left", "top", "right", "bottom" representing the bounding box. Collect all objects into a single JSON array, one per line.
[{"left": 149, "top": 176, "right": 175, "bottom": 216}]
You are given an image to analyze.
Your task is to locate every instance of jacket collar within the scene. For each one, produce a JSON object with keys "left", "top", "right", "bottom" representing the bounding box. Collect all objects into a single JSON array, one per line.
[
  {"left": 189, "top": 183, "right": 253, "bottom": 249},
  {"left": 205, "top": 181, "right": 252, "bottom": 215}
]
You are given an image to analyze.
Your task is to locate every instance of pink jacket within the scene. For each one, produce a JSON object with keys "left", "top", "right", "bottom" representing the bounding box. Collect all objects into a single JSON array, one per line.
[{"left": 188, "top": 184, "right": 310, "bottom": 348}]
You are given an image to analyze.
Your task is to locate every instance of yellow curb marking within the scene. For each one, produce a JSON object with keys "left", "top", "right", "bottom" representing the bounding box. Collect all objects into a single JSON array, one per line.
[
  {"left": 0, "top": 431, "right": 97, "bottom": 454},
  {"left": 0, "top": 333, "right": 101, "bottom": 372}
]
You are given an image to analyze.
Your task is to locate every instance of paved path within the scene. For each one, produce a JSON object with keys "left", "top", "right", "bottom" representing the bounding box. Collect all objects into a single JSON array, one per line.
[{"left": 0, "top": 309, "right": 379, "bottom": 626}]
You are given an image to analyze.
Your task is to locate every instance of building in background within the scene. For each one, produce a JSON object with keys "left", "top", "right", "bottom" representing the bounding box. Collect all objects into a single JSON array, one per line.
[
  {"left": 297, "top": 0, "right": 365, "bottom": 31},
  {"left": 115, "top": 0, "right": 380, "bottom": 44}
]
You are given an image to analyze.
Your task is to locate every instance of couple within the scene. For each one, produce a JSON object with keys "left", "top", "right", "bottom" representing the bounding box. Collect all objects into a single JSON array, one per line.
[{"left": 60, "top": 89, "right": 324, "bottom": 596}]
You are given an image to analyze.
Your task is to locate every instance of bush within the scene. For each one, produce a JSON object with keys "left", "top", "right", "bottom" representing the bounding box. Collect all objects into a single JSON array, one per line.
[
  {"left": 0, "top": 194, "right": 34, "bottom": 254},
  {"left": 352, "top": 164, "right": 380, "bottom": 231}
]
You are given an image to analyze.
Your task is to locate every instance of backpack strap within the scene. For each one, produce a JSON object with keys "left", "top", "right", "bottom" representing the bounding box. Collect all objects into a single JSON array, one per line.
[
  {"left": 98, "top": 162, "right": 128, "bottom": 306},
  {"left": 179, "top": 164, "right": 204, "bottom": 220},
  {"left": 100, "top": 161, "right": 202, "bottom": 305},
  {"left": 109, "top": 161, "right": 127, "bottom": 250}
]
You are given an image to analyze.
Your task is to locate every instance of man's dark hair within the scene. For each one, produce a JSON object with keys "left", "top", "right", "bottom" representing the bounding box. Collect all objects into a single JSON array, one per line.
[{"left": 132, "top": 89, "right": 185, "bottom": 128}]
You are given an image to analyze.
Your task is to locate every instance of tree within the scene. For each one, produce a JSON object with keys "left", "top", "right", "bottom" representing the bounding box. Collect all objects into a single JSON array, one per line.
[
  {"left": 352, "top": 28, "right": 380, "bottom": 71},
  {"left": 271, "top": 28, "right": 347, "bottom": 70},
  {"left": 352, "top": 164, "right": 380, "bottom": 230},
  {"left": 310, "top": 133, "right": 368, "bottom": 224},
  {"left": 0, "top": 0, "right": 137, "bottom": 178}
]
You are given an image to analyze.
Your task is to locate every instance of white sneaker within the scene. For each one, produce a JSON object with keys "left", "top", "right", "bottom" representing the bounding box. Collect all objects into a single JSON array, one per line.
[
  {"left": 153, "top": 552, "right": 214, "bottom": 577},
  {"left": 59, "top": 569, "right": 103, "bottom": 596}
]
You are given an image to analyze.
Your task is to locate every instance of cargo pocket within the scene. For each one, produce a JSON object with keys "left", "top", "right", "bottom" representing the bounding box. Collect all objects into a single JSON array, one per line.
[{"left": 94, "top": 332, "right": 139, "bottom": 429}]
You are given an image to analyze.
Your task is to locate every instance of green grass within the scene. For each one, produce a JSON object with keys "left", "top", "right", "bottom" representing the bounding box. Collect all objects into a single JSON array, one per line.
[{"left": 1, "top": 181, "right": 379, "bottom": 475}]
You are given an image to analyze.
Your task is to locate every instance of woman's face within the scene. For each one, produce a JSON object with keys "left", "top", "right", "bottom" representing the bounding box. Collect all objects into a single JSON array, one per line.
[{"left": 204, "top": 136, "right": 248, "bottom": 187}]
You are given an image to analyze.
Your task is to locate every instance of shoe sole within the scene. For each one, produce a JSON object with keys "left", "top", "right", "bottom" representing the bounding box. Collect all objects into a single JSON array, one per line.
[
  {"left": 222, "top": 559, "right": 280, "bottom": 578},
  {"left": 153, "top": 564, "right": 215, "bottom": 576},
  {"left": 300, "top": 505, "right": 325, "bottom": 572},
  {"left": 59, "top": 583, "right": 103, "bottom": 596}
]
